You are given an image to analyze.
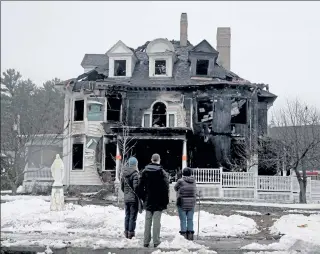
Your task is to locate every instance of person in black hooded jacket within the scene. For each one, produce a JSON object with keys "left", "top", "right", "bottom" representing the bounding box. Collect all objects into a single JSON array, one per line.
[
  {"left": 121, "top": 157, "right": 139, "bottom": 239},
  {"left": 137, "top": 153, "right": 169, "bottom": 248}
]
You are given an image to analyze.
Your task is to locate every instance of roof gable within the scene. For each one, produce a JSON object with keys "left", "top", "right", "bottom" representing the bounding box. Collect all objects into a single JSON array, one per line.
[
  {"left": 106, "top": 40, "right": 134, "bottom": 55},
  {"left": 192, "top": 40, "right": 218, "bottom": 54}
]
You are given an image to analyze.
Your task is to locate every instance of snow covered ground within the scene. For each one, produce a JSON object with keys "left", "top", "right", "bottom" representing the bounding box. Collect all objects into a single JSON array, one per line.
[
  {"left": 1, "top": 195, "right": 50, "bottom": 202},
  {"left": 201, "top": 201, "right": 320, "bottom": 209},
  {"left": 1, "top": 197, "right": 258, "bottom": 249},
  {"left": 241, "top": 214, "right": 320, "bottom": 253},
  {"left": 270, "top": 214, "right": 320, "bottom": 245}
]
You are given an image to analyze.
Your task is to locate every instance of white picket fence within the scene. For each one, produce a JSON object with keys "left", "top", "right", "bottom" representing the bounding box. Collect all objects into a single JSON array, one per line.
[{"left": 188, "top": 168, "right": 320, "bottom": 203}]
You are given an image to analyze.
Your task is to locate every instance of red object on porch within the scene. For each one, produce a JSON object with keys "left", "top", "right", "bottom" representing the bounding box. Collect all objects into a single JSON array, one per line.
[
  {"left": 116, "top": 155, "right": 122, "bottom": 160},
  {"left": 306, "top": 171, "right": 319, "bottom": 176},
  {"left": 182, "top": 155, "right": 187, "bottom": 161}
]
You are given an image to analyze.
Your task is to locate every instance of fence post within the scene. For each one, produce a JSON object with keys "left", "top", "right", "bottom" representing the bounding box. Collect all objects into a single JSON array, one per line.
[
  {"left": 309, "top": 178, "right": 312, "bottom": 203},
  {"left": 254, "top": 175, "right": 258, "bottom": 200},
  {"left": 290, "top": 176, "right": 294, "bottom": 203},
  {"left": 219, "top": 167, "right": 223, "bottom": 198}
]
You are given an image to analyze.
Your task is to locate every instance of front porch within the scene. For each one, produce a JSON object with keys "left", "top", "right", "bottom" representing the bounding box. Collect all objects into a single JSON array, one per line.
[{"left": 107, "top": 126, "right": 192, "bottom": 182}]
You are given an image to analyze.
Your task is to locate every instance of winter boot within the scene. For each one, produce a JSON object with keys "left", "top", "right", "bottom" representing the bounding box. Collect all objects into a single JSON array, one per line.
[
  {"left": 124, "top": 231, "right": 128, "bottom": 238},
  {"left": 179, "top": 231, "right": 187, "bottom": 239},
  {"left": 187, "top": 231, "right": 194, "bottom": 240},
  {"left": 128, "top": 231, "right": 135, "bottom": 239}
]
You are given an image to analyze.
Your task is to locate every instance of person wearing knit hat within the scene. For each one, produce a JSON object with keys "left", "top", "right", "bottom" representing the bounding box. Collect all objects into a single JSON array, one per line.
[
  {"left": 174, "top": 167, "right": 197, "bottom": 241},
  {"left": 121, "top": 156, "right": 139, "bottom": 239}
]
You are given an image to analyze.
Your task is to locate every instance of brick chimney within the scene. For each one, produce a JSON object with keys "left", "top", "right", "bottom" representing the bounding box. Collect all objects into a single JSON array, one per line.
[
  {"left": 180, "top": 13, "right": 188, "bottom": 47},
  {"left": 216, "top": 27, "right": 231, "bottom": 71}
]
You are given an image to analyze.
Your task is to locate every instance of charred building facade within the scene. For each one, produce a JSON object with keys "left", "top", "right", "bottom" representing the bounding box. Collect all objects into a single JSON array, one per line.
[{"left": 57, "top": 13, "right": 276, "bottom": 186}]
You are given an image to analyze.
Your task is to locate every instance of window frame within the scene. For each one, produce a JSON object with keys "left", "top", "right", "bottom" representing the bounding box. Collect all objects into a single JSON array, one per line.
[
  {"left": 154, "top": 59, "right": 167, "bottom": 76},
  {"left": 142, "top": 111, "right": 177, "bottom": 128},
  {"left": 114, "top": 59, "right": 127, "bottom": 77},
  {"left": 195, "top": 59, "right": 210, "bottom": 76},
  {"left": 73, "top": 98, "right": 86, "bottom": 122},
  {"left": 167, "top": 112, "right": 177, "bottom": 128},
  {"left": 106, "top": 96, "right": 122, "bottom": 122},
  {"left": 72, "top": 142, "right": 85, "bottom": 171}
]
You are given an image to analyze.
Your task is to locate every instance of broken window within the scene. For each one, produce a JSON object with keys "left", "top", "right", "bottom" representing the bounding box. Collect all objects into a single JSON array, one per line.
[
  {"left": 231, "top": 99, "right": 247, "bottom": 124},
  {"left": 169, "top": 114, "right": 175, "bottom": 127},
  {"left": 74, "top": 100, "right": 84, "bottom": 121},
  {"left": 107, "top": 95, "right": 122, "bottom": 122},
  {"left": 152, "top": 102, "right": 167, "bottom": 127},
  {"left": 105, "top": 143, "right": 116, "bottom": 170},
  {"left": 143, "top": 114, "right": 151, "bottom": 127},
  {"left": 155, "top": 60, "right": 166, "bottom": 75},
  {"left": 197, "top": 99, "right": 213, "bottom": 122},
  {"left": 114, "top": 60, "right": 126, "bottom": 76},
  {"left": 72, "top": 143, "right": 83, "bottom": 170},
  {"left": 196, "top": 59, "right": 209, "bottom": 76}
]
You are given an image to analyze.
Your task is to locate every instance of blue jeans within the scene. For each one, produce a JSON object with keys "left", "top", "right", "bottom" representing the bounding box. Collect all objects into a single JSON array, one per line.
[
  {"left": 178, "top": 207, "right": 194, "bottom": 232},
  {"left": 125, "top": 202, "right": 138, "bottom": 232}
]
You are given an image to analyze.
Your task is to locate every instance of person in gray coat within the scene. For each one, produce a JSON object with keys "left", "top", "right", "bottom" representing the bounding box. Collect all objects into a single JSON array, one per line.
[
  {"left": 121, "top": 157, "right": 139, "bottom": 239},
  {"left": 174, "top": 167, "right": 197, "bottom": 240}
]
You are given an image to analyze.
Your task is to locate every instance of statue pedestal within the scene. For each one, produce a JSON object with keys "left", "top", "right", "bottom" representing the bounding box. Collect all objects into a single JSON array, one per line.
[{"left": 50, "top": 184, "right": 65, "bottom": 211}]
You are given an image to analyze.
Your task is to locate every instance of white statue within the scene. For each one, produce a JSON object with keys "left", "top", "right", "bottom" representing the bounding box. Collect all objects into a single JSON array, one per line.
[
  {"left": 50, "top": 154, "right": 65, "bottom": 211},
  {"left": 51, "top": 154, "right": 65, "bottom": 186}
]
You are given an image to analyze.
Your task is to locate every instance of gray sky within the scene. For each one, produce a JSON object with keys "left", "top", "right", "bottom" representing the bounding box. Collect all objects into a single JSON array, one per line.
[{"left": 1, "top": 1, "right": 320, "bottom": 112}]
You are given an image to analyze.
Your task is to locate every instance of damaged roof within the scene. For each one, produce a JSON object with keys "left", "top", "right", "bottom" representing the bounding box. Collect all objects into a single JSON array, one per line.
[{"left": 81, "top": 54, "right": 109, "bottom": 68}]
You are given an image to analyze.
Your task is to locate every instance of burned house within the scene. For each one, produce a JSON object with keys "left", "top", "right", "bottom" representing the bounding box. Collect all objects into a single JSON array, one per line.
[{"left": 56, "top": 13, "right": 277, "bottom": 186}]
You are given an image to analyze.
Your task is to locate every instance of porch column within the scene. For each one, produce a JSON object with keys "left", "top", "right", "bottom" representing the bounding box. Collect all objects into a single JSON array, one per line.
[
  {"left": 182, "top": 140, "right": 187, "bottom": 169},
  {"left": 115, "top": 141, "right": 121, "bottom": 183}
]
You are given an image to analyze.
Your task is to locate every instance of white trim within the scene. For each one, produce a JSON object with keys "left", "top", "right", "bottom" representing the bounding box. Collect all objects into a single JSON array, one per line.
[
  {"left": 142, "top": 113, "right": 152, "bottom": 127},
  {"left": 167, "top": 112, "right": 177, "bottom": 127},
  {"left": 150, "top": 100, "right": 168, "bottom": 109}
]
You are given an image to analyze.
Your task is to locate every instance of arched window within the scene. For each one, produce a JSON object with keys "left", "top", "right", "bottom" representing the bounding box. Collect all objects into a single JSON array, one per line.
[{"left": 152, "top": 102, "right": 167, "bottom": 127}]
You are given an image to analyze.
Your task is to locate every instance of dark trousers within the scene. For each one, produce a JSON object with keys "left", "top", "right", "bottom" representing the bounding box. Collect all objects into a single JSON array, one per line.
[{"left": 124, "top": 202, "right": 138, "bottom": 232}]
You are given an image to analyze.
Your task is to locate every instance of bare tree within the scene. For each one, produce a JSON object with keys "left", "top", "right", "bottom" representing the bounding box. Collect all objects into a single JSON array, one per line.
[
  {"left": 270, "top": 99, "right": 320, "bottom": 203},
  {"left": 112, "top": 125, "right": 137, "bottom": 180},
  {"left": 1, "top": 69, "right": 66, "bottom": 194}
]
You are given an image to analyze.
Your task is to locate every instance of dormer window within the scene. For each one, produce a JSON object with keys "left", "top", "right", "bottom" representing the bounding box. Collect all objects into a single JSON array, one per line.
[
  {"left": 189, "top": 40, "right": 219, "bottom": 78},
  {"left": 146, "top": 38, "right": 175, "bottom": 78},
  {"left": 196, "top": 60, "right": 209, "bottom": 76},
  {"left": 107, "top": 40, "right": 137, "bottom": 78},
  {"left": 155, "top": 60, "right": 167, "bottom": 75},
  {"left": 114, "top": 60, "right": 126, "bottom": 76}
]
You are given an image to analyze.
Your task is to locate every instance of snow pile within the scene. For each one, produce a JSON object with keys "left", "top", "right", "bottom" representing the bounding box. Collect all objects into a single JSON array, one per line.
[
  {"left": 1, "top": 198, "right": 258, "bottom": 238},
  {"left": 152, "top": 249, "right": 217, "bottom": 254},
  {"left": 158, "top": 234, "right": 206, "bottom": 249},
  {"left": 17, "top": 185, "right": 25, "bottom": 194},
  {"left": 241, "top": 235, "right": 298, "bottom": 250},
  {"left": 235, "top": 210, "right": 262, "bottom": 216},
  {"left": 270, "top": 214, "right": 320, "bottom": 245}
]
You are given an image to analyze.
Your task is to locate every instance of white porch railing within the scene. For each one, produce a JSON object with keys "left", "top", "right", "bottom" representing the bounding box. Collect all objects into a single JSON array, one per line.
[
  {"left": 24, "top": 167, "right": 53, "bottom": 181},
  {"left": 192, "top": 168, "right": 221, "bottom": 184},
  {"left": 222, "top": 172, "right": 255, "bottom": 188},
  {"left": 257, "top": 176, "right": 292, "bottom": 191},
  {"left": 188, "top": 168, "right": 320, "bottom": 203}
]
